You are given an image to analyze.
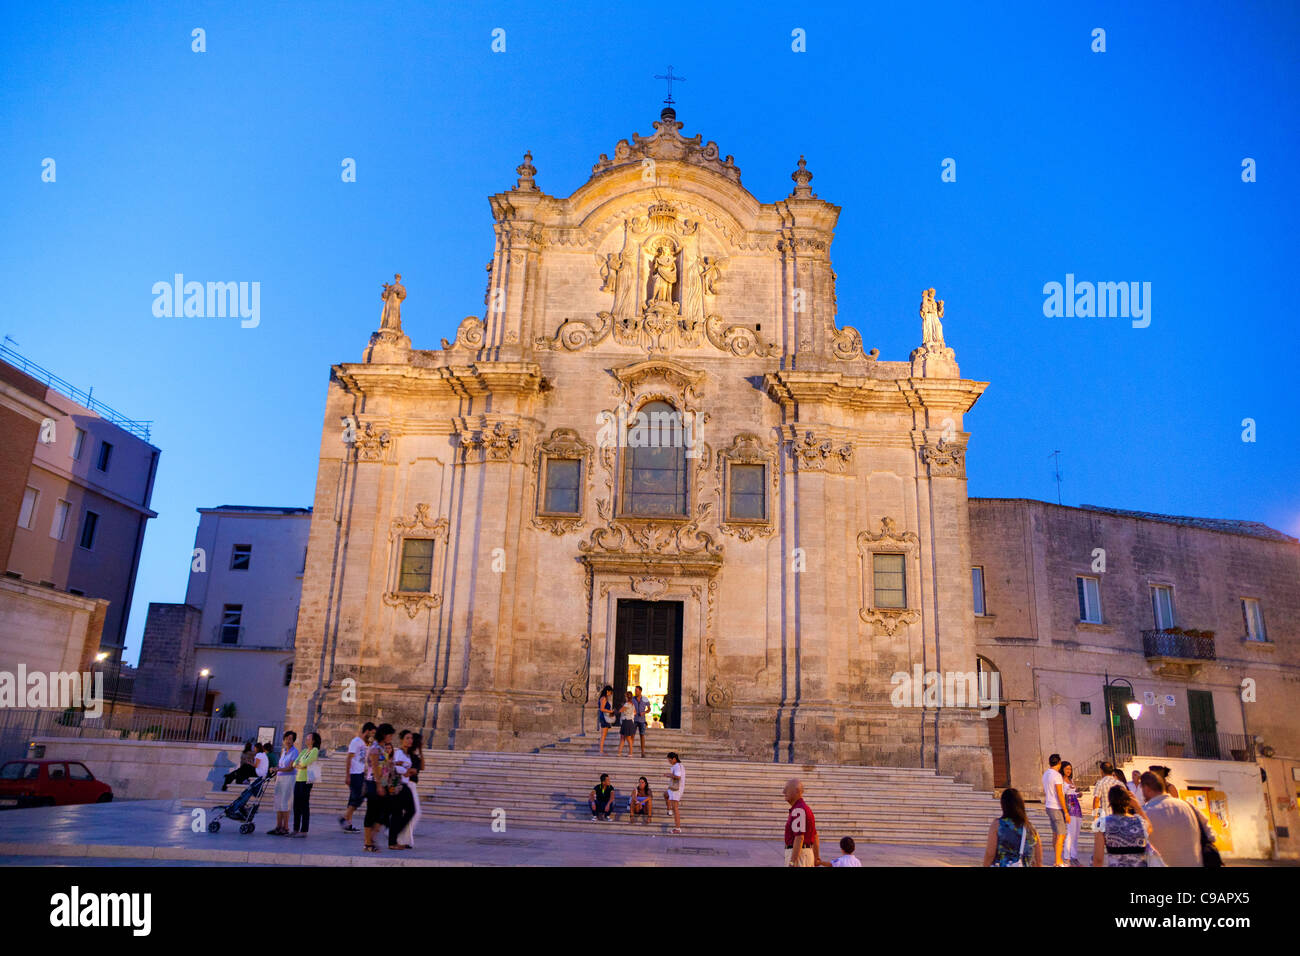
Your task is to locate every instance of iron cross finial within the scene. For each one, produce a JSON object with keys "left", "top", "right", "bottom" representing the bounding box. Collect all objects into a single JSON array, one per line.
[{"left": 653, "top": 65, "right": 686, "bottom": 105}]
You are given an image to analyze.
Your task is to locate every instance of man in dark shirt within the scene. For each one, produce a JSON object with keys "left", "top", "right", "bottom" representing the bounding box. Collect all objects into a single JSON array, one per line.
[
  {"left": 589, "top": 773, "right": 615, "bottom": 821},
  {"left": 783, "top": 778, "right": 821, "bottom": 866}
]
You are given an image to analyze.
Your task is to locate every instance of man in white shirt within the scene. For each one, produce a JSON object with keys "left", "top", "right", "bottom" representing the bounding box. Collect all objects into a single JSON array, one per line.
[
  {"left": 339, "top": 721, "right": 376, "bottom": 833},
  {"left": 1127, "top": 770, "right": 1143, "bottom": 800},
  {"left": 1041, "top": 753, "right": 1069, "bottom": 866},
  {"left": 1140, "top": 771, "right": 1208, "bottom": 867}
]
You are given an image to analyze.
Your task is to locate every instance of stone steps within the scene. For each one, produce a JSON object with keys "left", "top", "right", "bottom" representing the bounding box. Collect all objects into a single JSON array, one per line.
[{"left": 193, "top": 748, "right": 1047, "bottom": 848}]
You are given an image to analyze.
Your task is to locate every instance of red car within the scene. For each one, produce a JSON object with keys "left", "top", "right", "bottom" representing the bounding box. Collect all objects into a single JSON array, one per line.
[{"left": 0, "top": 759, "right": 113, "bottom": 808}]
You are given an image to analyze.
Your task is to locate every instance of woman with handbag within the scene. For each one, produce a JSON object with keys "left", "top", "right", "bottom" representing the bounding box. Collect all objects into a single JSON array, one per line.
[
  {"left": 983, "top": 788, "right": 1042, "bottom": 866},
  {"left": 1092, "top": 784, "right": 1160, "bottom": 866},
  {"left": 290, "top": 732, "right": 321, "bottom": 837},
  {"left": 597, "top": 685, "right": 616, "bottom": 756}
]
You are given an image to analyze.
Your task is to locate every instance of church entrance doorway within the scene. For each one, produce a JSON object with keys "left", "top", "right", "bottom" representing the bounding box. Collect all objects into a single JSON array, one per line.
[{"left": 613, "top": 600, "right": 683, "bottom": 729}]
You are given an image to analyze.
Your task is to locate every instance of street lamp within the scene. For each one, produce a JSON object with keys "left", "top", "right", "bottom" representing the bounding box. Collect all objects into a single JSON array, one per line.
[
  {"left": 94, "top": 650, "right": 124, "bottom": 720},
  {"left": 187, "top": 668, "right": 212, "bottom": 740},
  {"left": 1103, "top": 673, "right": 1143, "bottom": 766}
]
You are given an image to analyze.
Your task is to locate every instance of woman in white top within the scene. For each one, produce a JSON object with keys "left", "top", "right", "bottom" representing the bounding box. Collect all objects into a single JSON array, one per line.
[
  {"left": 388, "top": 731, "right": 416, "bottom": 850},
  {"left": 663, "top": 752, "right": 684, "bottom": 835},
  {"left": 394, "top": 731, "right": 423, "bottom": 848}
]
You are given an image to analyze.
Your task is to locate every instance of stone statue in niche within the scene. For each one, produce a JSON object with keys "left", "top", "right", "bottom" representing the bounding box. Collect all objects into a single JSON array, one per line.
[
  {"left": 682, "top": 256, "right": 704, "bottom": 328},
  {"left": 647, "top": 243, "right": 677, "bottom": 307}
]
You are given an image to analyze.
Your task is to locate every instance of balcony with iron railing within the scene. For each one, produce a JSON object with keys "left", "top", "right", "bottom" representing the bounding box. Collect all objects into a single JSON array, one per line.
[
  {"left": 201, "top": 625, "right": 295, "bottom": 649},
  {"left": 1114, "top": 726, "right": 1256, "bottom": 763},
  {"left": 1142, "top": 627, "right": 1215, "bottom": 678}
]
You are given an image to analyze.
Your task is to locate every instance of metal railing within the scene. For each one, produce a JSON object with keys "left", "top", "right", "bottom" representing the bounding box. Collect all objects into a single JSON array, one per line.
[
  {"left": 0, "top": 342, "right": 152, "bottom": 442},
  {"left": 1115, "top": 727, "right": 1255, "bottom": 763},
  {"left": 1141, "top": 628, "right": 1216, "bottom": 661},
  {"left": 0, "top": 708, "right": 276, "bottom": 754}
]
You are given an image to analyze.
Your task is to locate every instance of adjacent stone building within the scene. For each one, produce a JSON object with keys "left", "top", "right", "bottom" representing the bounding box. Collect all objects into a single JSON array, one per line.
[
  {"left": 286, "top": 107, "right": 994, "bottom": 786},
  {"left": 969, "top": 499, "right": 1300, "bottom": 858}
]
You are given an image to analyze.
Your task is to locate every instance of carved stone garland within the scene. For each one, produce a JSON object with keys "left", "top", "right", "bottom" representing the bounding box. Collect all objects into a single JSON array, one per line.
[
  {"left": 382, "top": 504, "right": 450, "bottom": 619},
  {"left": 790, "top": 430, "right": 854, "bottom": 474},
  {"left": 856, "top": 517, "right": 921, "bottom": 635},
  {"left": 919, "top": 440, "right": 967, "bottom": 478},
  {"left": 455, "top": 418, "right": 523, "bottom": 464}
]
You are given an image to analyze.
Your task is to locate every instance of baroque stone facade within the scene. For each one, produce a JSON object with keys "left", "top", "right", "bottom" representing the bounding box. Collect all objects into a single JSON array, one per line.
[{"left": 285, "top": 107, "right": 993, "bottom": 786}]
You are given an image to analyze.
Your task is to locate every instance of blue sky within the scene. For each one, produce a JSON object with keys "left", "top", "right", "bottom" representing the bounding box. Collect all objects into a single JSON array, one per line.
[{"left": 1, "top": 2, "right": 1296, "bottom": 663}]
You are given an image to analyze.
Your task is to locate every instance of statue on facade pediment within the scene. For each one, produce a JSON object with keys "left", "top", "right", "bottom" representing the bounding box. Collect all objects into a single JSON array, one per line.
[
  {"left": 920, "top": 287, "right": 945, "bottom": 351},
  {"left": 380, "top": 273, "right": 406, "bottom": 330},
  {"left": 648, "top": 243, "right": 678, "bottom": 307}
]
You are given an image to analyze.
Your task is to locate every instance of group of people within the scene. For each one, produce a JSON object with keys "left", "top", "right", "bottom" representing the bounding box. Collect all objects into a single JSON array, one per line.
[
  {"left": 984, "top": 753, "right": 1220, "bottom": 867},
  {"left": 221, "top": 731, "right": 322, "bottom": 837},
  {"left": 587, "top": 751, "right": 685, "bottom": 832},
  {"left": 782, "top": 778, "right": 862, "bottom": 866},
  {"left": 338, "top": 722, "right": 425, "bottom": 852},
  {"left": 596, "top": 684, "right": 653, "bottom": 757}
]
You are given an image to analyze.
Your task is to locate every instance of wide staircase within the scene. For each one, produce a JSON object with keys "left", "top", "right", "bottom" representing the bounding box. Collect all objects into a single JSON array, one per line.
[{"left": 192, "top": 730, "right": 1049, "bottom": 849}]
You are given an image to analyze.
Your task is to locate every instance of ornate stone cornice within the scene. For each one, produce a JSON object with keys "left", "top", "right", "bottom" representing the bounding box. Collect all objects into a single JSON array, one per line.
[
  {"left": 856, "top": 517, "right": 920, "bottom": 556},
  {"left": 764, "top": 371, "right": 988, "bottom": 415},
  {"left": 334, "top": 362, "right": 545, "bottom": 402}
]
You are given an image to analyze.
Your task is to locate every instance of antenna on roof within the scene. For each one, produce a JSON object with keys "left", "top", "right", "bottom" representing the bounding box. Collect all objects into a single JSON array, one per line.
[{"left": 1048, "top": 450, "right": 1063, "bottom": 505}]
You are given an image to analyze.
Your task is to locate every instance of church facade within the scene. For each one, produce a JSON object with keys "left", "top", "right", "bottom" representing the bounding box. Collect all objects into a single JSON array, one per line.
[{"left": 285, "top": 107, "right": 995, "bottom": 788}]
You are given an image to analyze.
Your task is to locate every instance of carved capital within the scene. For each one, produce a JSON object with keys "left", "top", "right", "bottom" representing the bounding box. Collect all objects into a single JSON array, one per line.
[
  {"left": 352, "top": 422, "right": 391, "bottom": 462},
  {"left": 790, "top": 430, "right": 854, "bottom": 473},
  {"left": 456, "top": 418, "right": 523, "bottom": 464},
  {"left": 919, "top": 440, "right": 967, "bottom": 478}
]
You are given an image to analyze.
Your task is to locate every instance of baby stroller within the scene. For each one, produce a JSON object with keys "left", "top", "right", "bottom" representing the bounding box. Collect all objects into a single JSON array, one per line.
[{"left": 208, "top": 770, "right": 275, "bottom": 834}]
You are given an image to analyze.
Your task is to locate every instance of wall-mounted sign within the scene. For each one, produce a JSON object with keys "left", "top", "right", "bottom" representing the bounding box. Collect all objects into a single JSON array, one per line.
[
  {"left": 1164, "top": 694, "right": 1176, "bottom": 707},
  {"left": 1144, "top": 691, "right": 1156, "bottom": 705}
]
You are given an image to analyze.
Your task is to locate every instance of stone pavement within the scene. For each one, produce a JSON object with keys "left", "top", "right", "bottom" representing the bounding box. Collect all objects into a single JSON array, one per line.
[{"left": 0, "top": 800, "right": 984, "bottom": 867}]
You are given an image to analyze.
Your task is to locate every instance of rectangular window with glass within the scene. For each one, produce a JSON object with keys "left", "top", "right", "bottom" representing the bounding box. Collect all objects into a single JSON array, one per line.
[
  {"left": 50, "top": 499, "right": 70, "bottom": 540},
  {"left": 71, "top": 428, "right": 86, "bottom": 461},
  {"left": 1243, "top": 598, "right": 1267, "bottom": 642},
  {"left": 96, "top": 441, "right": 113, "bottom": 472},
  {"left": 398, "top": 538, "right": 435, "bottom": 592},
  {"left": 78, "top": 510, "right": 100, "bottom": 550},
  {"left": 541, "top": 458, "right": 581, "bottom": 515},
  {"left": 972, "top": 566, "right": 986, "bottom": 616},
  {"left": 1150, "top": 585, "right": 1175, "bottom": 629},
  {"left": 1077, "top": 575, "right": 1102, "bottom": 623},
  {"left": 727, "top": 463, "right": 765, "bottom": 521},
  {"left": 18, "top": 487, "right": 39, "bottom": 530},
  {"left": 873, "top": 553, "right": 906, "bottom": 609},
  {"left": 220, "top": 605, "right": 242, "bottom": 644},
  {"left": 230, "top": 544, "right": 252, "bottom": 571}
]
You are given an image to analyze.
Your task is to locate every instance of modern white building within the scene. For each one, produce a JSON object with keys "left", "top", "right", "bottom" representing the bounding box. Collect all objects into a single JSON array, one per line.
[{"left": 136, "top": 505, "right": 310, "bottom": 730}]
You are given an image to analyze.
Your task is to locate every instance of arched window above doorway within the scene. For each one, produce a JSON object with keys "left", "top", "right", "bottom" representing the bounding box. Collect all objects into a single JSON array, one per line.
[{"left": 621, "top": 400, "right": 688, "bottom": 517}]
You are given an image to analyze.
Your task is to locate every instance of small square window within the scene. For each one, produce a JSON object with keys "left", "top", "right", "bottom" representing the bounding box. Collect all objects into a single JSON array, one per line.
[
  {"left": 398, "top": 538, "right": 435, "bottom": 592},
  {"left": 727, "top": 463, "right": 765, "bottom": 521},
  {"left": 1080, "top": 702, "right": 1091, "bottom": 715},
  {"left": 873, "top": 554, "right": 906, "bottom": 609},
  {"left": 230, "top": 544, "right": 252, "bottom": 571},
  {"left": 542, "top": 458, "right": 581, "bottom": 515}
]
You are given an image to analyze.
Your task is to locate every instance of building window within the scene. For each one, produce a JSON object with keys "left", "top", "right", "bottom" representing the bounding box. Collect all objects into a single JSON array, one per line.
[
  {"left": 726, "top": 463, "right": 766, "bottom": 521},
  {"left": 622, "top": 401, "right": 688, "bottom": 517},
  {"left": 1243, "top": 598, "right": 1268, "bottom": 642},
  {"left": 220, "top": 605, "right": 242, "bottom": 644},
  {"left": 50, "top": 499, "right": 70, "bottom": 540},
  {"left": 398, "top": 538, "right": 435, "bottom": 592},
  {"left": 541, "top": 457, "right": 582, "bottom": 515},
  {"left": 96, "top": 441, "right": 113, "bottom": 472},
  {"left": 1150, "top": 585, "right": 1175, "bottom": 629},
  {"left": 78, "top": 510, "right": 100, "bottom": 550},
  {"left": 1076, "top": 575, "right": 1102, "bottom": 623},
  {"left": 18, "top": 487, "right": 39, "bottom": 530},
  {"left": 873, "top": 554, "right": 907, "bottom": 609},
  {"left": 972, "top": 566, "right": 986, "bottom": 616},
  {"left": 71, "top": 428, "right": 86, "bottom": 460},
  {"left": 230, "top": 544, "right": 252, "bottom": 571},
  {"left": 283, "top": 662, "right": 294, "bottom": 687}
]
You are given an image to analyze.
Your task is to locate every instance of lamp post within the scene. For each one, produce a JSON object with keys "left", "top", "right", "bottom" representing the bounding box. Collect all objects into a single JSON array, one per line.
[
  {"left": 187, "top": 668, "right": 212, "bottom": 740},
  {"left": 1103, "top": 673, "right": 1143, "bottom": 766},
  {"left": 95, "top": 649, "right": 124, "bottom": 720}
]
